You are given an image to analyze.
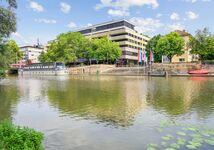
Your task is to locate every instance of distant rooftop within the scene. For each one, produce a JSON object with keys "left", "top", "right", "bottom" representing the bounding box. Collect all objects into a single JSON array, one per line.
[
  {"left": 174, "top": 30, "right": 190, "bottom": 36},
  {"left": 19, "top": 45, "right": 44, "bottom": 49},
  {"left": 75, "top": 19, "right": 135, "bottom": 35}
]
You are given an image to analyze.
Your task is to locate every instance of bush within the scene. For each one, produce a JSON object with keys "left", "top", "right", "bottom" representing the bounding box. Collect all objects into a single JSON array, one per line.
[
  {"left": 0, "top": 120, "right": 44, "bottom": 150},
  {"left": 0, "top": 69, "right": 6, "bottom": 78}
]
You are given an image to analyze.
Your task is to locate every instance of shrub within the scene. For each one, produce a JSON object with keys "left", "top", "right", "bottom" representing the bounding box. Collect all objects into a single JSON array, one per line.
[
  {"left": 0, "top": 120, "right": 44, "bottom": 150},
  {"left": 0, "top": 69, "right": 6, "bottom": 78}
]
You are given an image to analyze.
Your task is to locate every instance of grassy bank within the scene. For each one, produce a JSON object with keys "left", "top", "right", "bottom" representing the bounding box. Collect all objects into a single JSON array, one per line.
[{"left": 0, "top": 120, "right": 44, "bottom": 150}]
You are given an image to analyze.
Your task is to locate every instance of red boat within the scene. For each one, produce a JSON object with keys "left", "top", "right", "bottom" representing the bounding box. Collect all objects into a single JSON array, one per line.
[{"left": 188, "top": 70, "right": 209, "bottom": 74}]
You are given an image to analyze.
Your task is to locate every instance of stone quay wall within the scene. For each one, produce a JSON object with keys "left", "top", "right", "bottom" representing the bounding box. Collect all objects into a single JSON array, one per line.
[
  {"left": 68, "top": 63, "right": 214, "bottom": 76},
  {"left": 68, "top": 65, "right": 115, "bottom": 75}
]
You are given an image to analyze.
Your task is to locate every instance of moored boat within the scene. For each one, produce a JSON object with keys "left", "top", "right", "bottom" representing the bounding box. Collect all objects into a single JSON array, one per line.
[
  {"left": 18, "top": 62, "right": 69, "bottom": 76},
  {"left": 188, "top": 69, "right": 209, "bottom": 74}
]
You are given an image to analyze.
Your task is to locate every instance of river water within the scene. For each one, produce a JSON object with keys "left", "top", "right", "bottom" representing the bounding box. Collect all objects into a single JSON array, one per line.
[{"left": 0, "top": 76, "right": 214, "bottom": 150}]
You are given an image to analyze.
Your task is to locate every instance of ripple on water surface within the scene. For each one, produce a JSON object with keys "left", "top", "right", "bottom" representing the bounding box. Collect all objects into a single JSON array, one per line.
[{"left": 0, "top": 76, "right": 214, "bottom": 150}]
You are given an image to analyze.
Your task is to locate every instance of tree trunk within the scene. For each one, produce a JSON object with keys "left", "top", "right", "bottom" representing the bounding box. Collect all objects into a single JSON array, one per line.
[{"left": 169, "top": 56, "right": 172, "bottom": 63}]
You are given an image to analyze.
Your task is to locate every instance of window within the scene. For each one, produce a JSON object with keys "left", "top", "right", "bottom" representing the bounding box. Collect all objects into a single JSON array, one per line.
[
  {"left": 179, "top": 58, "right": 185, "bottom": 62},
  {"left": 122, "top": 51, "right": 138, "bottom": 56},
  {"left": 111, "top": 33, "right": 128, "bottom": 37},
  {"left": 120, "top": 45, "right": 128, "bottom": 47},
  {"left": 112, "top": 39, "right": 128, "bottom": 42}
]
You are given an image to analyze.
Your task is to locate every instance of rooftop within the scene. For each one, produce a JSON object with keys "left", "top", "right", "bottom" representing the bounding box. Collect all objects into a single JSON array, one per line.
[
  {"left": 19, "top": 45, "right": 44, "bottom": 49},
  {"left": 75, "top": 19, "right": 135, "bottom": 32},
  {"left": 174, "top": 30, "right": 191, "bottom": 36}
]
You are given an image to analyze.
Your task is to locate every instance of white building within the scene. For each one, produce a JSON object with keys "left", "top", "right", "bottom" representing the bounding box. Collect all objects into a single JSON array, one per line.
[{"left": 20, "top": 45, "right": 45, "bottom": 63}]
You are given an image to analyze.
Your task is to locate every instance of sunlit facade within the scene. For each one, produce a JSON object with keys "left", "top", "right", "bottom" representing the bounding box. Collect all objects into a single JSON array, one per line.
[
  {"left": 19, "top": 45, "right": 45, "bottom": 63},
  {"left": 76, "top": 20, "right": 150, "bottom": 65},
  {"left": 172, "top": 30, "right": 199, "bottom": 63}
]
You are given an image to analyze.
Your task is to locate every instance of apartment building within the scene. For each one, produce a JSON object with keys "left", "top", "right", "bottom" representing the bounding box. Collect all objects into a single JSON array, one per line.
[
  {"left": 76, "top": 19, "right": 150, "bottom": 65},
  {"left": 20, "top": 45, "right": 45, "bottom": 63},
  {"left": 172, "top": 30, "right": 199, "bottom": 63}
]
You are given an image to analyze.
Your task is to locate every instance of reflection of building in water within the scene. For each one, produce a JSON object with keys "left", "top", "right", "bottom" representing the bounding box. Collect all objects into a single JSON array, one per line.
[
  {"left": 120, "top": 77, "right": 148, "bottom": 120},
  {"left": 47, "top": 76, "right": 147, "bottom": 128},
  {"left": 179, "top": 78, "right": 201, "bottom": 110},
  {"left": 17, "top": 76, "right": 66, "bottom": 109}
]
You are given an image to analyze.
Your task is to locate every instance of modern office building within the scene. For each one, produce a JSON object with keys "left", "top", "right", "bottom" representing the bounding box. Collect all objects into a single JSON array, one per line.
[
  {"left": 20, "top": 45, "right": 45, "bottom": 63},
  {"left": 172, "top": 30, "right": 199, "bottom": 63},
  {"left": 76, "top": 19, "right": 150, "bottom": 65}
]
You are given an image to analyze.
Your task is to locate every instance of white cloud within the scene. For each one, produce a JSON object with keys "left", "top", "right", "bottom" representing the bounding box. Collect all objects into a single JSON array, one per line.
[
  {"left": 67, "top": 22, "right": 77, "bottom": 28},
  {"left": 29, "top": 1, "right": 44, "bottom": 12},
  {"left": 60, "top": 2, "right": 71, "bottom": 13},
  {"left": 34, "top": 18, "right": 57, "bottom": 24},
  {"left": 86, "top": 23, "right": 92, "bottom": 27},
  {"left": 11, "top": 32, "right": 29, "bottom": 44},
  {"left": 156, "top": 13, "right": 162, "bottom": 18},
  {"left": 129, "top": 17, "right": 163, "bottom": 34},
  {"left": 108, "top": 9, "right": 129, "bottom": 16},
  {"left": 183, "top": 0, "right": 210, "bottom": 3},
  {"left": 95, "top": 0, "right": 159, "bottom": 16},
  {"left": 184, "top": 0, "right": 197, "bottom": 3},
  {"left": 167, "top": 23, "right": 185, "bottom": 31},
  {"left": 11, "top": 32, "right": 23, "bottom": 39},
  {"left": 186, "top": 11, "right": 198, "bottom": 20},
  {"left": 170, "top": 12, "right": 180, "bottom": 20}
]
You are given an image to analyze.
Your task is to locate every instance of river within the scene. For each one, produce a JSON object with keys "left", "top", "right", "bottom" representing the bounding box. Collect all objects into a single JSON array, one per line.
[{"left": 0, "top": 76, "right": 214, "bottom": 150}]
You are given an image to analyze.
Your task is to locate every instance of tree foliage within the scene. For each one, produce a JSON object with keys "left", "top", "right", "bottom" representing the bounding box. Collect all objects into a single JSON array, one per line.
[
  {"left": 5, "top": 40, "right": 22, "bottom": 63},
  {"left": 0, "top": 40, "right": 21, "bottom": 69},
  {"left": 0, "top": 0, "right": 17, "bottom": 77},
  {"left": 39, "top": 32, "right": 91, "bottom": 63},
  {"left": 92, "top": 37, "right": 121, "bottom": 63},
  {"left": 157, "top": 32, "right": 185, "bottom": 62},
  {"left": 39, "top": 32, "right": 121, "bottom": 64},
  {"left": 0, "top": 0, "right": 17, "bottom": 41},
  {"left": 189, "top": 28, "right": 214, "bottom": 60},
  {"left": 146, "top": 34, "right": 162, "bottom": 62}
]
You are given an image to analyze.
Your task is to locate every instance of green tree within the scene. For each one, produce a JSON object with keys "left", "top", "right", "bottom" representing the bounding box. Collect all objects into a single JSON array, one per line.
[
  {"left": 157, "top": 32, "right": 185, "bottom": 62},
  {"left": 5, "top": 40, "right": 22, "bottom": 63},
  {"left": 92, "top": 37, "right": 121, "bottom": 63},
  {"left": 0, "top": 0, "right": 17, "bottom": 77},
  {"left": 39, "top": 33, "right": 122, "bottom": 64},
  {"left": 39, "top": 32, "right": 91, "bottom": 63},
  {"left": 0, "top": 0, "right": 17, "bottom": 41},
  {"left": 146, "top": 34, "right": 162, "bottom": 62},
  {"left": 0, "top": 40, "right": 21, "bottom": 77},
  {"left": 189, "top": 28, "right": 214, "bottom": 61}
]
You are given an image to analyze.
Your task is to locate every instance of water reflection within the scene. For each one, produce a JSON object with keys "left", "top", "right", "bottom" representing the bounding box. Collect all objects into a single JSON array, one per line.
[
  {"left": 0, "top": 78, "right": 20, "bottom": 121},
  {"left": 0, "top": 76, "right": 214, "bottom": 150},
  {"left": 45, "top": 76, "right": 214, "bottom": 128},
  {"left": 146, "top": 77, "right": 214, "bottom": 118},
  {"left": 47, "top": 76, "right": 146, "bottom": 127}
]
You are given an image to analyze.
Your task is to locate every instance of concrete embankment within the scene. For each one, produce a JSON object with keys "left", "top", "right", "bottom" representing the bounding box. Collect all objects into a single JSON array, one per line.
[
  {"left": 68, "top": 63, "right": 214, "bottom": 76},
  {"left": 68, "top": 65, "right": 116, "bottom": 75}
]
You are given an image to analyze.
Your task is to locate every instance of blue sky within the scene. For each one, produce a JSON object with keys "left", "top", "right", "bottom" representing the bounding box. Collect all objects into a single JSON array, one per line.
[{"left": 10, "top": 0, "right": 214, "bottom": 46}]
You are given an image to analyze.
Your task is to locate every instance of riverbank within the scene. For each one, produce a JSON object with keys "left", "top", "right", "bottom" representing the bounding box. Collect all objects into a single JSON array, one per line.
[{"left": 68, "top": 63, "right": 214, "bottom": 77}]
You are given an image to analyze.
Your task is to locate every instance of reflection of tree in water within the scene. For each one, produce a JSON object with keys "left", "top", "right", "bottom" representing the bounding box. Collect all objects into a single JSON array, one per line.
[
  {"left": 0, "top": 81, "right": 20, "bottom": 121},
  {"left": 47, "top": 76, "right": 145, "bottom": 128},
  {"left": 146, "top": 77, "right": 214, "bottom": 118},
  {"left": 190, "top": 77, "right": 214, "bottom": 118}
]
